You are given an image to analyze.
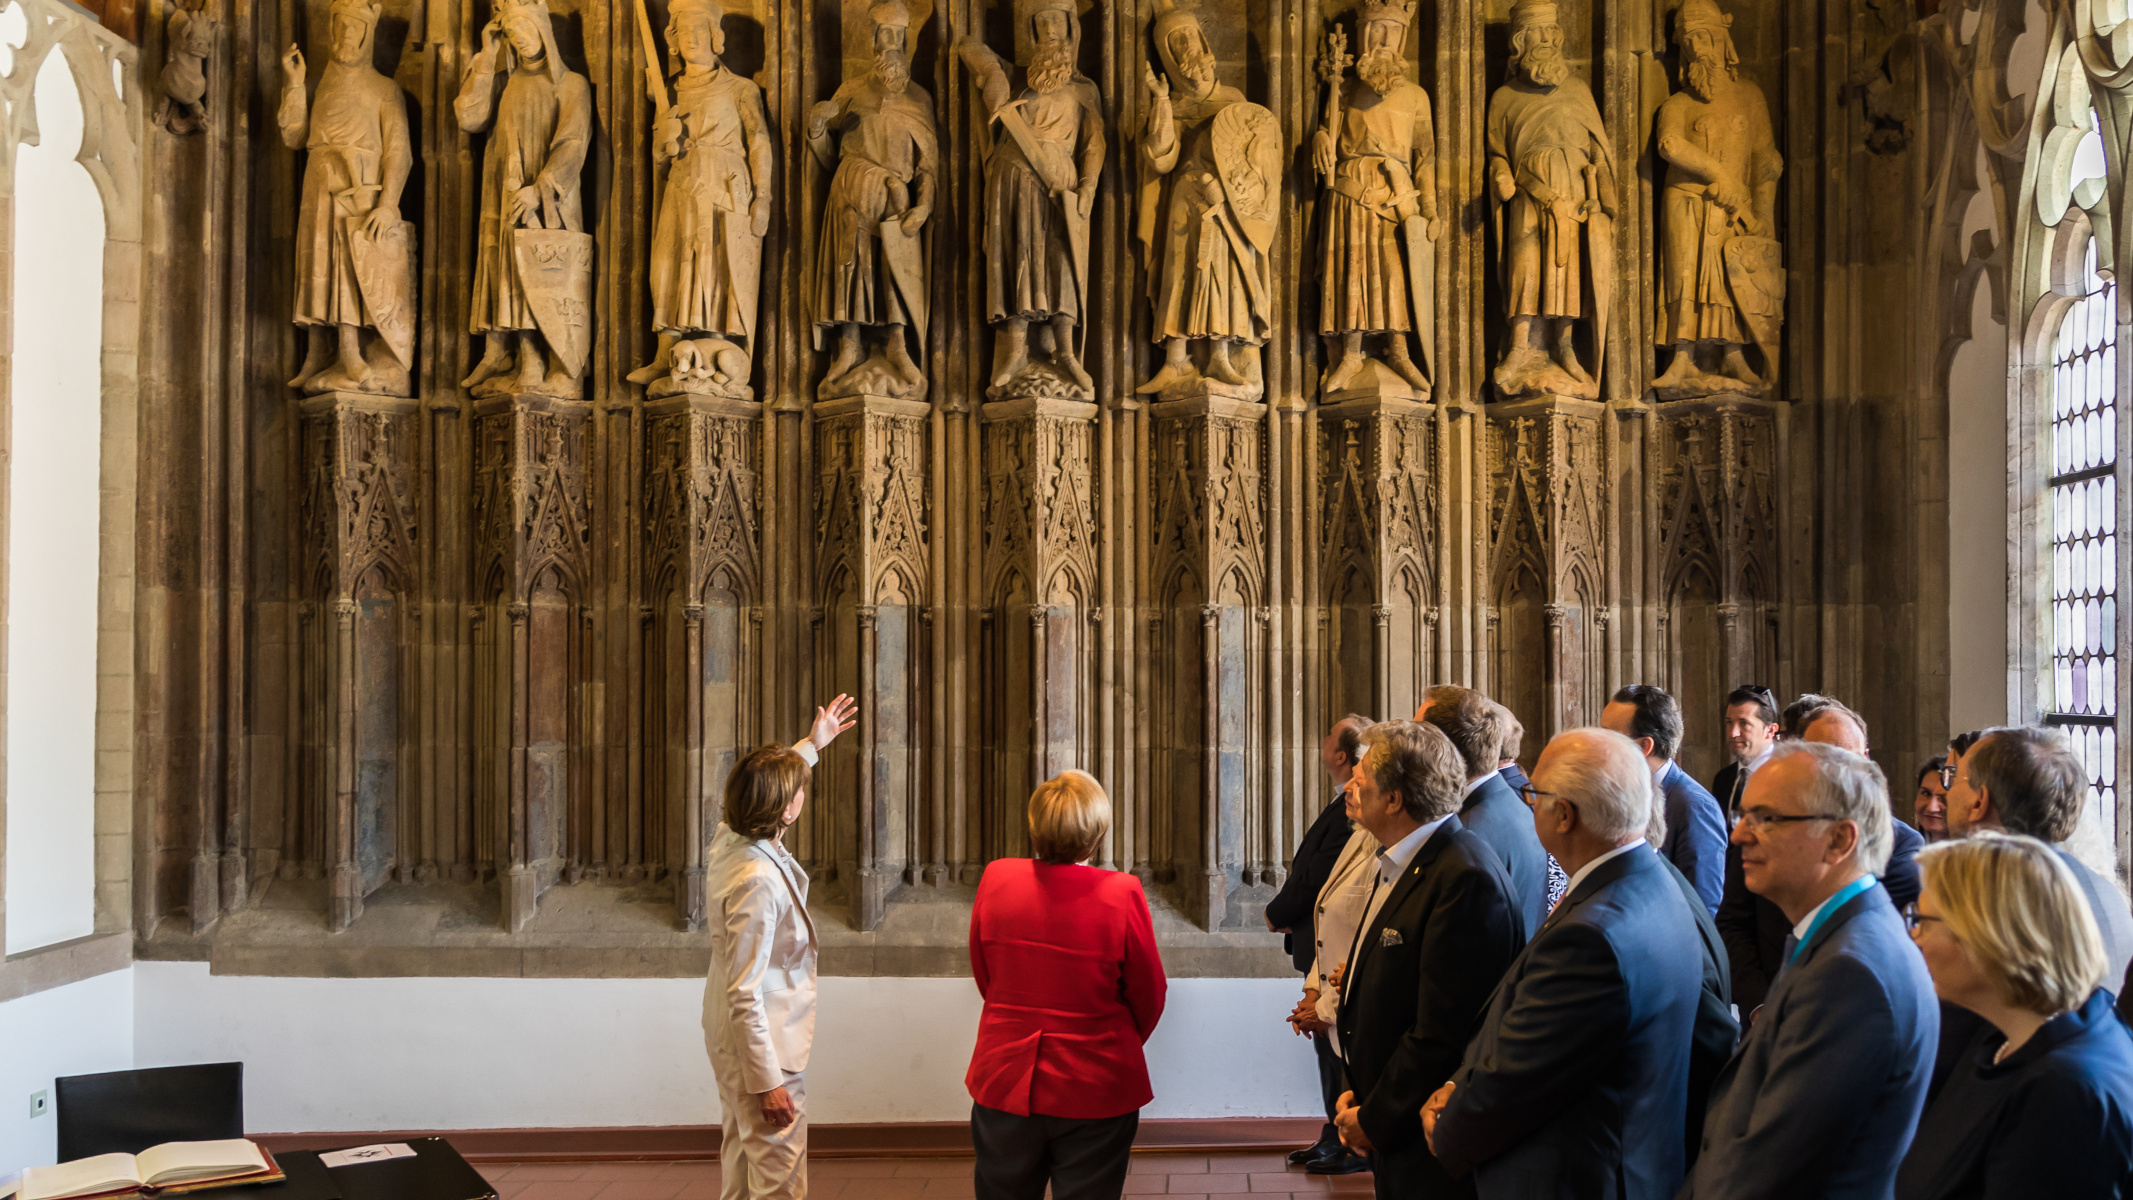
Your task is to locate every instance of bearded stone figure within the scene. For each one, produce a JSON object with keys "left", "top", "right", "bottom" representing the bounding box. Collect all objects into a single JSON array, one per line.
[
  {"left": 455, "top": 0, "right": 593, "bottom": 397},
  {"left": 279, "top": 0, "right": 417, "bottom": 396},
  {"left": 1652, "top": 0, "right": 1784, "bottom": 400},
  {"left": 1136, "top": 0, "right": 1278, "bottom": 401},
  {"left": 627, "top": 0, "right": 775, "bottom": 401},
  {"left": 808, "top": 0, "right": 941, "bottom": 401},
  {"left": 1485, "top": 0, "right": 1615, "bottom": 402},
  {"left": 156, "top": 0, "right": 215, "bottom": 135},
  {"left": 954, "top": 0, "right": 1104, "bottom": 401},
  {"left": 1311, "top": 0, "right": 1439, "bottom": 400}
]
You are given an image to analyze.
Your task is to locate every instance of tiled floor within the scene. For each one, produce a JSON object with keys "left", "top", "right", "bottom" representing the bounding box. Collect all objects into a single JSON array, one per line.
[{"left": 479, "top": 1151, "right": 1378, "bottom": 1200}]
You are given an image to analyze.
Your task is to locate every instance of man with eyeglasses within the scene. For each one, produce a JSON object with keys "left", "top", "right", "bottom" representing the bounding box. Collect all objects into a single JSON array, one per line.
[
  {"left": 1680, "top": 742, "right": 1937, "bottom": 1200},
  {"left": 1423, "top": 729, "right": 1716, "bottom": 1197},
  {"left": 1709, "top": 685, "right": 1780, "bottom": 819}
]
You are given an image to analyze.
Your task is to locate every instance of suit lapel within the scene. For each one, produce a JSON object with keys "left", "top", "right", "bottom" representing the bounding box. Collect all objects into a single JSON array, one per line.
[
  {"left": 751, "top": 839, "right": 816, "bottom": 943},
  {"left": 1349, "top": 816, "right": 1461, "bottom": 993}
]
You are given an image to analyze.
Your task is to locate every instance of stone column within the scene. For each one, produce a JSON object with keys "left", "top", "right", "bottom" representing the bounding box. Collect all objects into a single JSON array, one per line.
[
  {"left": 294, "top": 391, "right": 420, "bottom": 932},
  {"left": 1319, "top": 394, "right": 1440, "bottom": 723},
  {"left": 470, "top": 390, "right": 593, "bottom": 931}
]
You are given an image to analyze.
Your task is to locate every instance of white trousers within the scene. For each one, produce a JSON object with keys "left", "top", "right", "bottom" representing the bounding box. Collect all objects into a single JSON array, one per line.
[{"left": 711, "top": 1039, "right": 807, "bottom": 1200}]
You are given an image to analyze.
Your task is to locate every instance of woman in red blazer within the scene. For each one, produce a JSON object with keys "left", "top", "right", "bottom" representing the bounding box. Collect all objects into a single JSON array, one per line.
[{"left": 967, "top": 769, "right": 1168, "bottom": 1200}]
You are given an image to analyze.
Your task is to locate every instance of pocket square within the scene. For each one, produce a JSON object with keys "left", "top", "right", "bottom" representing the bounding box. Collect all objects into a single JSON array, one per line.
[{"left": 1378, "top": 928, "right": 1404, "bottom": 948}]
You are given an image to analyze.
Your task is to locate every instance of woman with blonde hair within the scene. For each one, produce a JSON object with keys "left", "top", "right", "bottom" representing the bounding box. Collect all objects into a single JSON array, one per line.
[
  {"left": 965, "top": 769, "right": 1167, "bottom": 1200},
  {"left": 1896, "top": 832, "right": 2133, "bottom": 1199}
]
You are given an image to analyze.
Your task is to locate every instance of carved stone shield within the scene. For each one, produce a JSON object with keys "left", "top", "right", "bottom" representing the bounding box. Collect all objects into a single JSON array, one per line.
[
  {"left": 346, "top": 216, "right": 417, "bottom": 369},
  {"left": 1723, "top": 234, "right": 1786, "bottom": 350},
  {"left": 1212, "top": 101, "right": 1282, "bottom": 252},
  {"left": 512, "top": 227, "right": 596, "bottom": 378}
]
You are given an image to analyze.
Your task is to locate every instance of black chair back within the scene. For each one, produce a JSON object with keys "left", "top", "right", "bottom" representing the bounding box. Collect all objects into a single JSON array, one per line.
[{"left": 55, "top": 1063, "right": 244, "bottom": 1161}]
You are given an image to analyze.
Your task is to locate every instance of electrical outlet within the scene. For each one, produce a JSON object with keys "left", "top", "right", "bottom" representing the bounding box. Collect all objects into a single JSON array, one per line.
[{"left": 29, "top": 1090, "right": 47, "bottom": 1118}]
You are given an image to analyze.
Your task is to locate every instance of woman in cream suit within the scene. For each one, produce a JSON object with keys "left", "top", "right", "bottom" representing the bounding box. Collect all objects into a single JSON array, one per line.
[
  {"left": 704, "top": 694, "right": 856, "bottom": 1200},
  {"left": 1285, "top": 765, "right": 1382, "bottom": 1176}
]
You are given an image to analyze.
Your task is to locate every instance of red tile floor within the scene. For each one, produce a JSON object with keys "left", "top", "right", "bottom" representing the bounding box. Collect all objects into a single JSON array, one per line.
[{"left": 479, "top": 1151, "right": 1379, "bottom": 1200}]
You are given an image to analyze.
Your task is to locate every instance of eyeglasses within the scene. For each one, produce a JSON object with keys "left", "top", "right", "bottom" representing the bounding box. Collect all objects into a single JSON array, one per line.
[
  {"left": 1734, "top": 809, "right": 1836, "bottom": 834},
  {"left": 1902, "top": 906, "right": 1946, "bottom": 935},
  {"left": 1737, "top": 684, "right": 1777, "bottom": 706},
  {"left": 1517, "top": 784, "right": 1564, "bottom": 809}
]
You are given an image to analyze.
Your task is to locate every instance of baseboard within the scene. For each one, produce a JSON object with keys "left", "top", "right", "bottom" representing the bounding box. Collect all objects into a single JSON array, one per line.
[{"left": 254, "top": 1117, "right": 1324, "bottom": 1162}]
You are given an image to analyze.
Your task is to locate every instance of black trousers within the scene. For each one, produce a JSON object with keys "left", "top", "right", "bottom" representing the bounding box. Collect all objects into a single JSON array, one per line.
[
  {"left": 971, "top": 1102, "right": 1139, "bottom": 1200},
  {"left": 1313, "top": 1028, "right": 1345, "bottom": 1143}
]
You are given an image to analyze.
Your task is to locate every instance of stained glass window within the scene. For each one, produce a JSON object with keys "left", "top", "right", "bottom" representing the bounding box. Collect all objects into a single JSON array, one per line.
[{"left": 2045, "top": 235, "right": 2119, "bottom": 838}]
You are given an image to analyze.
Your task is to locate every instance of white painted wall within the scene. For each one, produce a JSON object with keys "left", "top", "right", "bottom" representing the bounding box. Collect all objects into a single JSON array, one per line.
[
  {"left": 0, "top": 968, "right": 133, "bottom": 1179},
  {"left": 4, "top": 40, "right": 108, "bottom": 954},
  {"left": 1949, "top": 275, "right": 2013, "bottom": 734},
  {"left": 133, "top": 963, "right": 1320, "bottom": 1132}
]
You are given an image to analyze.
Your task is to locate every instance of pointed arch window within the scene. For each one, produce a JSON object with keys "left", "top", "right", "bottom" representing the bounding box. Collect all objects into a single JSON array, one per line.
[{"left": 2044, "top": 234, "right": 2118, "bottom": 826}]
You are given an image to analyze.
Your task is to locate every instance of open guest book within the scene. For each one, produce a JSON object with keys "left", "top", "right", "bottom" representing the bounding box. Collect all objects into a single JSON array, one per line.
[{"left": 19, "top": 1141, "right": 282, "bottom": 1200}]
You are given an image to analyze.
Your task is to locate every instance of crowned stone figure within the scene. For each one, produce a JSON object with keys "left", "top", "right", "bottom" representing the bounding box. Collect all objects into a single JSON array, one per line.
[
  {"left": 807, "top": 0, "right": 941, "bottom": 401},
  {"left": 1135, "top": 0, "right": 1278, "bottom": 401},
  {"left": 279, "top": 0, "right": 417, "bottom": 396},
  {"left": 1486, "top": 0, "right": 1616, "bottom": 402},
  {"left": 1312, "top": 0, "right": 1439, "bottom": 399},
  {"left": 627, "top": 0, "right": 777, "bottom": 400},
  {"left": 955, "top": 0, "right": 1104, "bottom": 400},
  {"left": 455, "top": 0, "right": 594, "bottom": 397},
  {"left": 1652, "top": 0, "right": 1784, "bottom": 400}
]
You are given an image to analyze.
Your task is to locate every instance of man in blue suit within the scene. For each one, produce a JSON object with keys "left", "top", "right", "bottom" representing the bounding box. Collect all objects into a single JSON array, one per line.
[
  {"left": 1424, "top": 728, "right": 1708, "bottom": 1199},
  {"left": 1601, "top": 685, "right": 1727, "bottom": 914},
  {"left": 1419, "top": 686, "right": 1550, "bottom": 941},
  {"left": 1681, "top": 741, "right": 1938, "bottom": 1200}
]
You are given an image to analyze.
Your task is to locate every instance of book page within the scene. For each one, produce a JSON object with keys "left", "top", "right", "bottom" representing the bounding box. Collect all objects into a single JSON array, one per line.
[
  {"left": 20, "top": 1153, "right": 142, "bottom": 1200},
  {"left": 133, "top": 1142, "right": 265, "bottom": 1187}
]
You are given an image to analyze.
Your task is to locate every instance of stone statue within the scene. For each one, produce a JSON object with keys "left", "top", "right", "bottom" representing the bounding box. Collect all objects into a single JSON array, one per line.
[
  {"left": 954, "top": 0, "right": 1103, "bottom": 401},
  {"left": 1652, "top": 0, "right": 1784, "bottom": 400},
  {"left": 1485, "top": 0, "right": 1615, "bottom": 402},
  {"left": 279, "top": 0, "right": 417, "bottom": 396},
  {"left": 807, "top": 0, "right": 940, "bottom": 401},
  {"left": 156, "top": 0, "right": 214, "bottom": 136},
  {"left": 1135, "top": 0, "right": 1277, "bottom": 401},
  {"left": 1311, "top": 0, "right": 1439, "bottom": 400},
  {"left": 626, "top": 0, "right": 776, "bottom": 401},
  {"left": 455, "top": 0, "right": 593, "bottom": 398}
]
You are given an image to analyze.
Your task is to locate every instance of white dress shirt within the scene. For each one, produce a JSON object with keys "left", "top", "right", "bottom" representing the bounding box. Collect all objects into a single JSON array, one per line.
[{"left": 1341, "top": 814, "right": 1453, "bottom": 1003}]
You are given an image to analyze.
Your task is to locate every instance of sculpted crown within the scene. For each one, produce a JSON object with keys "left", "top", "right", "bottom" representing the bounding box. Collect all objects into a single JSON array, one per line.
[
  {"left": 1357, "top": 0, "right": 1415, "bottom": 35},
  {"left": 670, "top": 0, "right": 726, "bottom": 20},
  {"left": 869, "top": 0, "right": 912, "bottom": 30},
  {"left": 1508, "top": 0, "right": 1558, "bottom": 31},
  {"left": 1674, "top": 0, "right": 1731, "bottom": 34},
  {"left": 328, "top": 0, "right": 382, "bottom": 26}
]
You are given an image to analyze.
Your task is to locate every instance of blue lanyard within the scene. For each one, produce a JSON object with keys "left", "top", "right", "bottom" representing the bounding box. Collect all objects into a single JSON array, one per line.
[{"left": 1791, "top": 875, "right": 1876, "bottom": 963}]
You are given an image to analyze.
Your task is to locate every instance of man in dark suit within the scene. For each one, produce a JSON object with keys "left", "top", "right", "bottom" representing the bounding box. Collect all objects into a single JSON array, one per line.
[
  {"left": 1418, "top": 687, "right": 1549, "bottom": 940},
  {"left": 1602, "top": 685, "right": 1727, "bottom": 914},
  {"left": 1681, "top": 742, "right": 1938, "bottom": 1199},
  {"left": 1709, "top": 684, "right": 1780, "bottom": 818},
  {"left": 1716, "top": 698, "right": 1923, "bottom": 1013},
  {"left": 1266, "top": 713, "right": 1372, "bottom": 1169},
  {"left": 1424, "top": 728, "right": 1707, "bottom": 1199},
  {"left": 1331, "top": 720, "right": 1523, "bottom": 1200}
]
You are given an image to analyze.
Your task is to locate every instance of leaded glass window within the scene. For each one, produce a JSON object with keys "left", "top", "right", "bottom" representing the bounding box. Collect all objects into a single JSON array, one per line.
[{"left": 2045, "top": 235, "right": 2119, "bottom": 835}]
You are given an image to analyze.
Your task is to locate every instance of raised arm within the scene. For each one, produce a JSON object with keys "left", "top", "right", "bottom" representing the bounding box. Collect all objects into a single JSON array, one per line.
[
  {"left": 277, "top": 44, "right": 309, "bottom": 149},
  {"left": 454, "top": 25, "right": 505, "bottom": 133}
]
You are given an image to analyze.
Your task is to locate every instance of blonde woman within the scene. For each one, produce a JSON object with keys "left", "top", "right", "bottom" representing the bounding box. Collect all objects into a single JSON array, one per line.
[
  {"left": 702, "top": 695, "right": 856, "bottom": 1200},
  {"left": 965, "top": 770, "right": 1166, "bottom": 1200},
  {"left": 1896, "top": 832, "right": 2133, "bottom": 1199}
]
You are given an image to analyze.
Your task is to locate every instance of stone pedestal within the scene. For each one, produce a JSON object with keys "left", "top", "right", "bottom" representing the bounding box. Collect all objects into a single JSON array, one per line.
[
  {"left": 470, "top": 391, "right": 593, "bottom": 932},
  {"left": 1148, "top": 394, "right": 1265, "bottom": 929},
  {"left": 1319, "top": 394, "right": 1440, "bottom": 721},
  {"left": 813, "top": 394, "right": 931, "bottom": 931},
  {"left": 978, "top": 397, "right": 1100, "bottom": 861},
  {"left": 294, "top": 391, "right": 421, "bottom": 932},
  {"left": 644, "top": 394, "right": 764, "bottom": 930}
]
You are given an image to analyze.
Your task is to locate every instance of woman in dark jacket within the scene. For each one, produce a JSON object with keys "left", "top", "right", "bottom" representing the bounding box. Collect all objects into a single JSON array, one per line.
[
  {"left": 1898, "top": 833, "right": 2133, "bottom": 1199},
  {"left": 965, "top": 769, "right": 1167, "bottom": 1200}
]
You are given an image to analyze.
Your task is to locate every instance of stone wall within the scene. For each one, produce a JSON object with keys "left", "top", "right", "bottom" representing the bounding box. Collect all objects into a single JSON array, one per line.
[{"left": 127, "top": 0, "right": 1960, "bottom": 972}]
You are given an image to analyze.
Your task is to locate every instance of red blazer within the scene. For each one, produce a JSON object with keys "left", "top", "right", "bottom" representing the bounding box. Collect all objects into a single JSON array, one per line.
[{"left": 965, "top": 859, "right": 1168, "bottom": 1119}]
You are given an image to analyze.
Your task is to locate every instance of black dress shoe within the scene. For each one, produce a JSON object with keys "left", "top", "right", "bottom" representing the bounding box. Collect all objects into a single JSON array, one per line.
[
  {"left": 1305, "top": 1150, "right": 1372, "bottom": 1175},
  {"left": 1287, "top": 1139, "right": 1339, "bottom": 1166}
]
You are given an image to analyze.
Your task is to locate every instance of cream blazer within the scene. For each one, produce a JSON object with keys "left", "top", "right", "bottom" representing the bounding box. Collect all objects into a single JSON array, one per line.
[
  {"left": 702, "top": 745, "right": 819, "bottom": 1095},
  {"left": 1307, "top": 826, "right": 1379, "bottom": 1050}
]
